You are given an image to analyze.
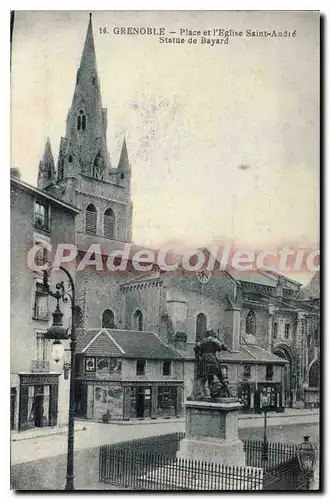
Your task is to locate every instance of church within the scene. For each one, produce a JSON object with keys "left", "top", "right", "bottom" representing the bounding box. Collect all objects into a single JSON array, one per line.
[{"left": 36, "top": 15, "right": 319, "bottom": 422}]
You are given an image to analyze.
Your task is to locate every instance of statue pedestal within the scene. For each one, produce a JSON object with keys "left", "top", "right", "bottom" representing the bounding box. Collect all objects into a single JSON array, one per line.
[{"left": 176, "top": 398, "right": 245, "bottom": 466}]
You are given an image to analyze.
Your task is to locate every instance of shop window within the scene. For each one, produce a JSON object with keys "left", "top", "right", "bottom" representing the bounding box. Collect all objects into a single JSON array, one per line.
[
  {"left": 273, "top": 322, "right": 278, "bottom": 340},
  {"left": 34, "top": 200, "right": 50, "bottom": 231},
  {"left": 85, "top": 357, "right": 96, "bottom": 372},
  {"left": 18, "top": 383, "right": 58, "bottom": 431},
  {"left": 157, "top": 386, "right": 177, "bottom": 418},
  {"left": 136, "top": 360, "right": 146, "bottom": 375},
  {"left": 243, "top": 365, "right": 251, "bottom": 379},
  {"left": 284, "top": 324, "right": 291, "bottom": 339},
  {"left": 266, "top": 364, "right": 274, "bottom": 381},
  {"left": 162, "top": 361, "right": 171, "bottom": 376},
  {"left": 33, "top": 282, "right": 49, "bottom": 320},
  {"left": 246, "top": 310, "right": 256, "bottom": 336}
]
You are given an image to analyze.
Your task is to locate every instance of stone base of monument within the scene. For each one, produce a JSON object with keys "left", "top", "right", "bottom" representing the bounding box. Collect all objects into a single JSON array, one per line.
[{"left": 176, "top": 398, "right": 245, "bottom": 466}]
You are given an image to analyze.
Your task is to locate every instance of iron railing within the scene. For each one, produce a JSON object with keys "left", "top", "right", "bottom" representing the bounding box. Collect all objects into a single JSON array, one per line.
[{"left": 99, "top": 434, "right": 312, "bottom": 491}]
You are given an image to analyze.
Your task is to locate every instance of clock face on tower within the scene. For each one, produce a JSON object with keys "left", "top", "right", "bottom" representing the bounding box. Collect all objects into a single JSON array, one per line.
[{"left": 196, "top": 270, "right": 212, "bottom": 284}]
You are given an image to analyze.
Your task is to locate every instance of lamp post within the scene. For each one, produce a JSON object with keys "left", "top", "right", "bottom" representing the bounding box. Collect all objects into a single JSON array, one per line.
[
  {"left": 42, "top": 266, "right": 76, "bottom": 491},
  {"left": 297, "top": 435, "right": 317, "bottom": 490},
  {"left": 260, "top": 392, "right": 269, "bottom": 463}
]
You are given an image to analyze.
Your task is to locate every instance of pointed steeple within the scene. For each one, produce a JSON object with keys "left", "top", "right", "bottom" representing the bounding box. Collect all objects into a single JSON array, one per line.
[
  {"left": 63, "top": 13, "right": 110, "bottom": 176},
  {"left": 38, "top": 137, "right": 56, "bottom": 189},
  {"left": 118, "top": 138, "right": 130, "bottom": 171},
  {"left": 79, "top": 13, "right": 97, "bottom": 82}
]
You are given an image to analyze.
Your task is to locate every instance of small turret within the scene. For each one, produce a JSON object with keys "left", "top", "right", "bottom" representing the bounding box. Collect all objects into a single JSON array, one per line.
[{"left": 37, "top": 138, "right": 56, "bottom": 189}]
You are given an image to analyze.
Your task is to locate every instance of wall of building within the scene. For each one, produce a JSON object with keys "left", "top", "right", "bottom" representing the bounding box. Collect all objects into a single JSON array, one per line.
[{"left": 10, "top": 182, "right": 77, "bottom": 429}]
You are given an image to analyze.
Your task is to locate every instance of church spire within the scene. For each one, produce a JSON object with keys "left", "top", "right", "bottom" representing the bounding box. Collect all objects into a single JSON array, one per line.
[
  {"left": 62, "top": 13, "right": 110, "bottom": 178},
  {"left": 37, "top": 137, "right": 56, "bottom": 189}
]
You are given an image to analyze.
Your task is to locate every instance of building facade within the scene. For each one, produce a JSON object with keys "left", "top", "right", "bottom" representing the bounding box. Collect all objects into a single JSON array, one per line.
[
  {"left": 10, "top": 172, "right": 79, "bottom": 431},
  {"left": 75, "top": 328, "right": 184, "bottom": 421}
]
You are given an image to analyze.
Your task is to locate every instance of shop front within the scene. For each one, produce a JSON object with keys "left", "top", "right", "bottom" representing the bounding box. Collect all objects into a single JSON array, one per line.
[
  {"left": 75, "top": 380, "right": 183, "bottom": 421},
  {"left": 18, "top": 374, "right": 59, "bottom": 431}
]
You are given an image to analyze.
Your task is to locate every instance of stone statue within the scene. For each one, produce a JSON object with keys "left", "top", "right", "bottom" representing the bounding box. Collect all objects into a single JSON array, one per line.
[{"left": 191, "top": 329, "right": 232, "bottom": 400}]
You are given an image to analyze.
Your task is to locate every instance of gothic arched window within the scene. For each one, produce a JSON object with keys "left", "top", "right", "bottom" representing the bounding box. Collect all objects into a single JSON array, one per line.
[
  {"left": 104, "top": 207, "right": 115, "bottom": 239},
  {"left": 133, "top": 310, "right": 143, "bottom": 331},
  {"left": 85, "top": 204, "right": 97, "bottom": 235},
  {"left": 309, "top": 360, "right": 320, "bottom": 388},
  {"left": 246, "top": 310, "right": 256, "bottom": 336},
  {"left": 196, "top": 313, "right": 207, "bottom": 343},
  {"left": 102, "top": 309, "right": 115, "bottom": 329}
]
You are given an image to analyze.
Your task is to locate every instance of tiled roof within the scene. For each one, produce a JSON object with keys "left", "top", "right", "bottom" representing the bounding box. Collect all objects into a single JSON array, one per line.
[{"left": 76, "top": 328, "right": 183, "bottom": 360}]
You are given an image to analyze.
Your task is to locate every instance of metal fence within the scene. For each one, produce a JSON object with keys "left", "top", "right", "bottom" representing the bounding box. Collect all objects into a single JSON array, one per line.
[
  {"left": 244, "top": 439, "right": 297, "bottom": 471},
  {"left": 99, "top": 449, "right": 263, "bottom": 490},
  {"left": 99, "top": 433, "right": 310, "bottom": 491}
]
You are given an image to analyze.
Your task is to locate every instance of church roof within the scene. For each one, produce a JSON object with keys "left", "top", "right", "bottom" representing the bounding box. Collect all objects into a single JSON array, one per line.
[{"left": 76, "top": 328, "right": 183, "bottom": 360}]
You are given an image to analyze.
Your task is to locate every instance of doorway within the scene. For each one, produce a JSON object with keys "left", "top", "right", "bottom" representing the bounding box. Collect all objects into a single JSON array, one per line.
[{"left": 136, "top": 387, "right": 145, "bottom": 419}]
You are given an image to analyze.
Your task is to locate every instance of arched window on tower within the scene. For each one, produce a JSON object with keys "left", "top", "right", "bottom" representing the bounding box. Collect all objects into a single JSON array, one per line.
[
  {"left": 196, "top": 313, "right": 207, "bottom": 343},
  {"left": 245, "top": 310, "right": 256, "bottom": 336},
  {"left": 133, "top": 310, "right": 143, "bottom": 331},
  {"left": 85, "top": 204, "right": 97, "bottom": 235},
  {"left": 77, "top": 109, "right": 86, "bottom": 131},
  {"left": 102, "top": 309, "right": 115, "bottom": 329},
  {"left": 104, "top": 208, "right": 115, "bottom": 239}
]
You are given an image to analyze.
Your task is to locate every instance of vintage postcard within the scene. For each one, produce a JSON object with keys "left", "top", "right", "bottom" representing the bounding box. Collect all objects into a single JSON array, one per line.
[{"left": 10, "top": 10, "right": 320, "bottom": 491}]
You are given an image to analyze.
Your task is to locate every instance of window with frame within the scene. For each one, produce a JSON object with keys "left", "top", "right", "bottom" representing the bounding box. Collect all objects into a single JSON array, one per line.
[
  {"left": 284, "top": 324, "right": 291, "bottom": 339},
  {"left": 266, "top": 364, "right": 274, "bottom": 380},
  {"left": 34, "top": 241, "right": 49, "bottom": 267},
  {"left": 34, "top": 200, "right": 49, "bottom": 231},
  {"left": 162, "top": 360, "right": 171, "bottom": 376},
  {"left": 102, "top": 309, "right": 115, "bottom": 329},
  {"left": 104, "top": 208, "right": 116, "bottom": 239},
  {"left": 85, "top": 204, "right": 97, "bottom": 235},
  {"left": 133, "top": 310, "right": 143, "bottom": 331},
  {"left": 246, "top": 310, "right": 256, "bottom": 336},
  {"left": 33, "top": 282, "right": 49, "bottom": 320},
  {"left": 196, "top": 313, "right": 207, "bottom": 343},
  {"left": 35, "top": 332, "right": 48, "bottom": 361},
  {"left": 243, "top": 365, "right": 251, "bottom": 378},
  {"left": 136, "top": 360, "right": 146, "bottom": 376},
  {"left": 273, "top": 322, "right": 278, "bottom": 340}
]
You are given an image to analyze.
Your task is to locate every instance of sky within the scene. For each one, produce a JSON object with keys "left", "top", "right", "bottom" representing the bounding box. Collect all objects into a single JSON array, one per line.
[{"left": 10, "top": 10, "right": 319, "bottom": 284}]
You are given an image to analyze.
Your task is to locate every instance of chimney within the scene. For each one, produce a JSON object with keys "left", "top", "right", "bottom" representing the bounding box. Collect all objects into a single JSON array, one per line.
[
  {"left": 274, "top": 276, "right": 284, "bottom": 298},
  {"left": 11, "top": 167, "right": 21, "bottom": 179}
]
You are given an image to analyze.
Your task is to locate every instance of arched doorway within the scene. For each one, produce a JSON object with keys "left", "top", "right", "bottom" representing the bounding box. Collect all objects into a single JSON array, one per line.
[{"left": 273, "top": 344, "right": 294, "bottom": 408}]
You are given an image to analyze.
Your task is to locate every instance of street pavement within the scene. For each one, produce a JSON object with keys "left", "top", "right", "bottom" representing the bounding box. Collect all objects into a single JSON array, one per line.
[{"left": 11, "top": 410, "right": 319, "bottom": 466}]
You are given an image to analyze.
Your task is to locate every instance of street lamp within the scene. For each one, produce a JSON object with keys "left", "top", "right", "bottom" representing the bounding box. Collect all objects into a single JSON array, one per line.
[
  {"left": 297, "top": 435, "right": 317, "bottom": 490},
  {"left": 260, "top": 392, "right": 269, "bottom": 463},
  {"left": 43, "top": 266, "right": 76, "bottom": 491}
]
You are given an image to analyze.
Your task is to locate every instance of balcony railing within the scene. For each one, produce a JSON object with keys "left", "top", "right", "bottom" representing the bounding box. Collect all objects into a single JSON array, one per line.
[{"left": 31, "top": 360, "right": 50, "bottom": 373}]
